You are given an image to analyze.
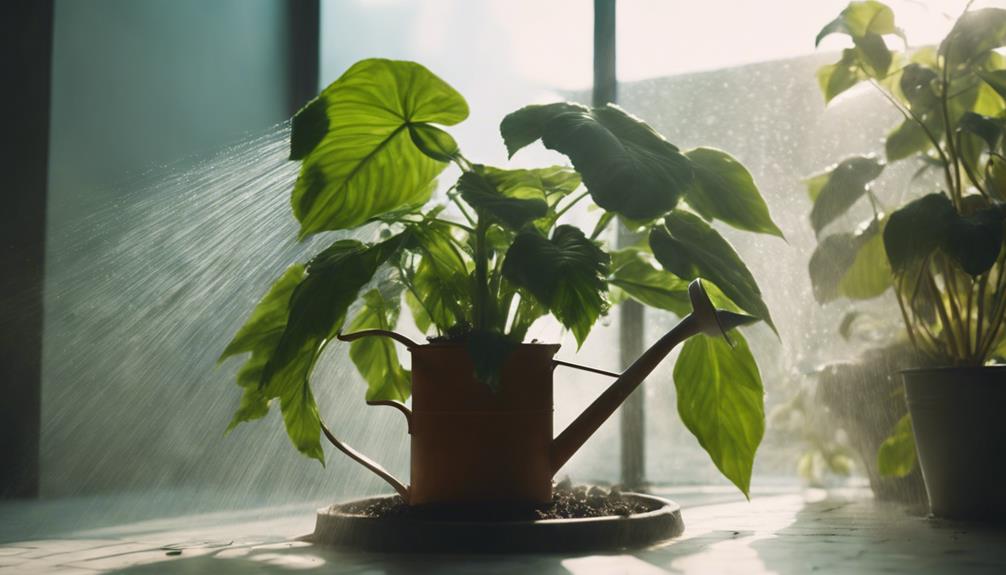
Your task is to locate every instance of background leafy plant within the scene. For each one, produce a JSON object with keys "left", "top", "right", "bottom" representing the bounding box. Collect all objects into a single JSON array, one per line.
[
  {"left": 220, "top": 58, "right": 781, "bottom": 496},
  {"left": 808, "top": 0, "right": 1006, "bottom": 477}
]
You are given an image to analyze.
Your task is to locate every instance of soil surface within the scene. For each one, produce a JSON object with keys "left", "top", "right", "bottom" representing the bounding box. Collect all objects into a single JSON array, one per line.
[{"left": 337, "top": 481, "right": 653, "bottom": 522}]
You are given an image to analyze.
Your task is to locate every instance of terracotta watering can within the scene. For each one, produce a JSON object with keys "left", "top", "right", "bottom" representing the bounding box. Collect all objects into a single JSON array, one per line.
[{"left": 326, "top": 279, "right": 757, "bottom": 505}]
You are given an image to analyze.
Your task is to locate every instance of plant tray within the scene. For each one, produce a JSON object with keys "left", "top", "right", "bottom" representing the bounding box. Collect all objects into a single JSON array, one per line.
[{"left": 308, "top": 493, "right": 684, "bottom": 553}]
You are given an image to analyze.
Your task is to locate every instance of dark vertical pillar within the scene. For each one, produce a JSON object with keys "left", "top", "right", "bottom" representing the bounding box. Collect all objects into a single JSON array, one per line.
[
  {"left": 1, "top": 0, "right": 53, "bottom": 499},
  {"left": 287, "top": 0, "right": 321, "bottom": 115},
  {"left": 593, "top": 0, "right": 646, "bottom": 489}
]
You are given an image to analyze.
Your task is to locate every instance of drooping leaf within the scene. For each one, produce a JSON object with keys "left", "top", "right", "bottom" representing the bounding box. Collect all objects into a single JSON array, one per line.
[
  {"left": 673, "top": 331, "right": 765, "bottom": 498},
  {"left": 650, "top": 211, "right": 775, "bottom": 333},
  {"left": 502, "top": 225, "right": 609, "bottom": 347},
  {"left": 683, "top": 147, "right": 783, "bottom": 238},
  {"left": 347, "top": 289, "right": 411, "bottom": 402},
  {"left": 877, "top": 414, "right": 917, "bottom": 478},
  {"left": 291, "top": 59, "right": 468, "bottom": 237},
  {"left": 810, "top": 156, "right": 885, "bottom": 235},
  {"left": 883, "top": 193, "right": 956, "bottom": 273},
  {"left": 501, "top": 102, "right": 693, "bottom": 220},
  {"left": 221, "top": 265, "right": 307, "bottom": 362},
  {"left": 246, "top": 234, "right": 407, "bottom": 462},
  {"left": 458, "top": 171, "right": 548, "bottom": 230},
  {"left": 608, "top": 249, "right": 690, "bottom": 316}
]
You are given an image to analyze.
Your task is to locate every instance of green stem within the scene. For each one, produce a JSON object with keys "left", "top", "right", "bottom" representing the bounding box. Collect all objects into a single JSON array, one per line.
[{"left": 553, "top": 190, "right": 590, "bottom": 221}]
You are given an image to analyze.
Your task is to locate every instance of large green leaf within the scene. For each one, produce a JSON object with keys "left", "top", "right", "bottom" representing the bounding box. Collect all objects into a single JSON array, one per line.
[
  {"left": 347, "top": 289, "right": 411, "bottom": 402},
  {"left": 673, "top": 331, "right": 764, "bottom": 498},
  {"left": 683, "top": 148, "right": 783, "bottom": 238},
  {"left": 883, "top": 193, "right": 955, "bottom": 273},
  {"left": 608, "top": 249, "right": 690, "bottom": 316},
  {"left": 502, "top": 225, "right": 609, "bottom": 347},
  {"left": 809, "top": 156, "right": 885, "bottom": 235},
  {"left": 458, "top": 170, "right": 548, "bottom": 230},
  {"left": 501, "top": 103, "right": 693, "bottom": 220},
  {"left": 943, "top": 205, "right": 1006, "bottom": 276},
  {"left": 290, "top": 59, "right": 468, "bottom": 238},
  {"left": 650, "top": 211, "right": 775, "bottom": 332},
  {"left": 877, "top": 414, "right": 916, "bottom": 478},
  {"left": 809, "top": 219, "right": 890, "bottom": 303},
  {"left": 883, "top": 192, "right": 1005, "bottom": 276}
]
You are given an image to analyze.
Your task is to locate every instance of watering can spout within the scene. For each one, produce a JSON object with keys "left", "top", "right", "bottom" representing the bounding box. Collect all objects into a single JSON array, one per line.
[{"left": 550, "top": 279, "right": 758, "bottom": 475}]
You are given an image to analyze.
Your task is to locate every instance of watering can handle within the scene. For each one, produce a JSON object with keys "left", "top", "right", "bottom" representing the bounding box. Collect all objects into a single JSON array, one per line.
[{"left": 316, "top": 330, "right": 418, "bottom": 502}]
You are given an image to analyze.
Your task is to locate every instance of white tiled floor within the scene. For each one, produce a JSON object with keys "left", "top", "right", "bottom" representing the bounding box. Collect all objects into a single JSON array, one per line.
[{"left": 2, "top": 488, "right": 1004, "bottom": 574}]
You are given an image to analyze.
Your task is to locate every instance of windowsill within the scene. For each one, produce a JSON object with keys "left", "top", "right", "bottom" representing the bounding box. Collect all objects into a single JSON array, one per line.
[{"left": 1, "top": 486, "right": 1003, "bottom": 574}]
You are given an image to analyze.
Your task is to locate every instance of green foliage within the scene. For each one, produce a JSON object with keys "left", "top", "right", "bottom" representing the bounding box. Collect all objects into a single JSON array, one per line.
[
  {"left": 809, "top": 219, "right": 890, "bottom": 303},
  {"left": 812, "top": 2, "right": 1006, "bottom": 365},
  {"left": 224, "top": 58, "right": 777, "bottom": 495},
  {"left": 501, "top": 103, "right": 692, "bottom": 220},
  {"left": 877, "top": 414, "right": 917, "bottom": 478},
  {"left": 290, "top": 59, "right": 468, "bottom": 238},
  {"left": 502, "top": 225, "right": 610, "bottom": 347},
  {"left": 808, "top": 156, "right": 884, "bottom": 235},
  {"left": 650, "top": 211, "right": 775, "bottom": 333},
  {"left": 673, "top": 331, "right": 765, "bottom": 498},
  {"left": 683, "top": 148, "right": 784, "bottom": 238},
  {"left": 347, "top": 289, "right": 411, "bottom": 402}
]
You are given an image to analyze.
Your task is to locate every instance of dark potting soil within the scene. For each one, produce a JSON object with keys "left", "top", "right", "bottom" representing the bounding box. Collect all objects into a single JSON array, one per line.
[{"left": 337, "top": 482, "right": 652, "bottom": 522}]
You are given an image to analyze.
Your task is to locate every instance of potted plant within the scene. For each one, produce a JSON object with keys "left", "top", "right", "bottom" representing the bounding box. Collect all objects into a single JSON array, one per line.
[
  {"left": 810, "top": 1, "right": 1006, "bottom": 519},
  {"left": 219, "top": 58, "right": 780, "bottom": 522}
]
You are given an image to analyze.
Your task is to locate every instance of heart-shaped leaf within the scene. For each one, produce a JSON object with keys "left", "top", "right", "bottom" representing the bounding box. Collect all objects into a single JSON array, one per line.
[
  {"left": 502, "top": 225, "right": 609, "bottom": 347},
  {"left": 649, "top": 211, "right": 775, "bottom": 333},
  {"left": 883, "top": 193, "right": 955, "bottom": 273},
  {"left": 501, "top": 103, "right": 693, "bottom": 220},
  {"left": 290, "top": 59, "right": 468, "bottom": 238},
  {"left": 943, "top": 205, "right": 1006, "bottom": 276}
]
